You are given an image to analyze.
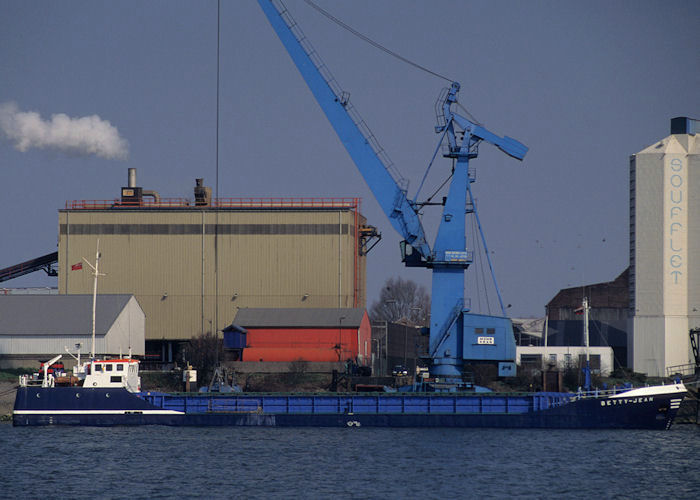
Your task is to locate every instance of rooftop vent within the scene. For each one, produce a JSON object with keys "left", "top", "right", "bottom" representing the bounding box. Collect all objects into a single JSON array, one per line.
[
  {"left": 670, "top": 117, "right": 698, "bottom": 135},
  {"left": 194, "top": 178, "right": 212, "bottom": 206}
]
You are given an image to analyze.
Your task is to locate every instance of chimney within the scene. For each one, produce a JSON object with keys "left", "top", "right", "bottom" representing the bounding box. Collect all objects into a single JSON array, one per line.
[{"left": 121, "top": 168, "right": 143, "bottom": 205}]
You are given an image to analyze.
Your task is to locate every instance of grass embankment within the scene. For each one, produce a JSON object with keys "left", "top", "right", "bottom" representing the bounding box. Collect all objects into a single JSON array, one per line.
[{"left": 0, "top": 369, "right": 28, "bottom": 421}]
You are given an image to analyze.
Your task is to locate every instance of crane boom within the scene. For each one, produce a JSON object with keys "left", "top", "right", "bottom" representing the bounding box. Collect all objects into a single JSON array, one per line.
[{"left": 258, "top": 0, "right": 430, "bottom": 258}]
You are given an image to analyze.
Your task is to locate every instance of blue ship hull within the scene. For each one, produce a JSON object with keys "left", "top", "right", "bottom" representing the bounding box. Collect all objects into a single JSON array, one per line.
[{"left": 13, "top": 385, "right": 686, "bottom": 429}]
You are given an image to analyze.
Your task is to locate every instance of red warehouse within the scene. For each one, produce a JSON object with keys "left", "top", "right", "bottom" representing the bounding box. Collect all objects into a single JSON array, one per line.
[{"left": 226, "top": 308, "right": 371, "bottom": 364}]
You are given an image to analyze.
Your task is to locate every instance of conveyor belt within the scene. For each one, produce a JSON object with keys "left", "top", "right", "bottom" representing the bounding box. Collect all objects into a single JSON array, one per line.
[{"left": 0, "top": 252, "right": 58, "bottom": 283}]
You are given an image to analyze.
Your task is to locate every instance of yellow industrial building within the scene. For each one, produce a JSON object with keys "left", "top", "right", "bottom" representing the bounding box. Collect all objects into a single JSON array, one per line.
[{"left": 57, "top": 170, "right": 373, "bottom": 363}]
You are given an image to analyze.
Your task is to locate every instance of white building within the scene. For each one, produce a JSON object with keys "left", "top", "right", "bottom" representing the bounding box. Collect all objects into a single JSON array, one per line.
[
  {"left": 517, "top": 346, "right": 615, "bottom": 376},
  {"left": 630, "top": 117, "right": 699, "bottom": 377},
  {"left": 0, "top": 294, "right": 145, "bottom": 369}
]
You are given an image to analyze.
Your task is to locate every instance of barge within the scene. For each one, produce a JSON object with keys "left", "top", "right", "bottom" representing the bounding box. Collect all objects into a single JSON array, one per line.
[{"left": 13, "top": 357, "right": 687, "bottom": 429}]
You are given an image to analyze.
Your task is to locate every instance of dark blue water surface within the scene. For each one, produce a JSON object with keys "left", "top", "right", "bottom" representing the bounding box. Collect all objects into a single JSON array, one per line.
[{"left": 1, "top": 423, "right": 698, "bottom": 499}]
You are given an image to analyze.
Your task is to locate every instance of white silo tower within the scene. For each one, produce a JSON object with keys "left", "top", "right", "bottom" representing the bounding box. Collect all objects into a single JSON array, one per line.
[{"left": 630, "top": 117, "right": 699, "bottom": 377}]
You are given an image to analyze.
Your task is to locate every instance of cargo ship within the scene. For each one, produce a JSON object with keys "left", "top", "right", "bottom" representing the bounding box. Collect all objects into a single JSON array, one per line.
[{"left": 13, "top": 356, "right": 687, "bottom": 429}]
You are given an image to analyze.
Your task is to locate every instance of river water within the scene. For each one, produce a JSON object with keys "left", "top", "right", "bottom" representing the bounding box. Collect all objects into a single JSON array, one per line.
[{"left": 1, "top": 423, "right": 698, "bottom": 499}]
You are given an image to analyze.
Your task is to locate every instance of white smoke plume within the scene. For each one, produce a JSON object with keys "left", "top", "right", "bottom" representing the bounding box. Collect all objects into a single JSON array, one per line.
[{"left": 0, "top": 102, "right": 129, "bottom": 160}]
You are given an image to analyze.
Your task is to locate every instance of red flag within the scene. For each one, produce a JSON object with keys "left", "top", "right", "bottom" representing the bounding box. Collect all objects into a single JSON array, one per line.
[{"left": 71, "top": 262, "right": 83, "bottom": 271}]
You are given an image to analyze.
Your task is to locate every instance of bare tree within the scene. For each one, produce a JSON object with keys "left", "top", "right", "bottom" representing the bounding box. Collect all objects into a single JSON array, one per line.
[
  {"left": 369, "top": 276, "right": 430, "bottom": 326},
  {"left": 187, "top": 331, "right": 222, "bottom": 384}
]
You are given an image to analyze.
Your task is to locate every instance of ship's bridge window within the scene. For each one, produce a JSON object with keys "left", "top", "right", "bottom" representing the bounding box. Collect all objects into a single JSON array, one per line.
[
  {"left": 94, "top": 364, "right": 102, "bottom": 372},
  {"left": 117, "top": 364, "right": 124, "bottom": 371},
  {"left": 486, "top": 328, "right": 495, "bottom": 334},
  {"left": 474, "top": 328, "right": 484, "bottom": 334},
  {"left": 105, "top": 364, "right": 113, "bottom": 372}
]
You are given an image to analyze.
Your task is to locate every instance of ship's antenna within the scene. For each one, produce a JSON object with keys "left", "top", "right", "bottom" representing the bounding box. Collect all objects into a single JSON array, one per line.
[{"left": 82, "top": 239, "right": 105, "bottom": 361}]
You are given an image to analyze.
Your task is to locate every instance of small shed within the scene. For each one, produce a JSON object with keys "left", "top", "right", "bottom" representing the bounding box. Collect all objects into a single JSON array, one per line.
[
  {"left": 228, "top": 308, "right": 371, "bottom": 364},
  {"left": 0, "top": 294, "right": 145, "bottom": 368}
]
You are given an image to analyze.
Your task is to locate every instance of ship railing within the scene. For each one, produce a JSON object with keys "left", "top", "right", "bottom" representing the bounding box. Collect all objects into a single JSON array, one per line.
[
  {"left": 666, "top": 363, "right": 697, "bottom": 378},
  {"left": 572, "top": 385, "right": 642, "bottom": 400},
  {"left": 18, "top": 374, "right": 47, "bottom": 387}
]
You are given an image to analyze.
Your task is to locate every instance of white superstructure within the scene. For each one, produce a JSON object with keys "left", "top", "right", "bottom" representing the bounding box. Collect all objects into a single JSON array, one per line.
[{"left": 630, "top": 117, "right": 699, "bottom": 376}]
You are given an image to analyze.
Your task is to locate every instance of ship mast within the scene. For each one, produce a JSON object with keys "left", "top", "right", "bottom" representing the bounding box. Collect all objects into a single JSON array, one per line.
[
  {"left": 583, "top": 296, "right": 590, "bottom": 363},
  {"left": 582, "top": 296, "right": 591, "bottom": 390},
  {"left": 82, "top": 240, "right": 104, "bottom": 361}
]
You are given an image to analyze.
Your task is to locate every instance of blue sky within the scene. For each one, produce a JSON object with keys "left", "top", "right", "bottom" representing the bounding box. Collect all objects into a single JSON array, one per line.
[{"left": 1, "top": 0, "right": 698, "bottom": 317}]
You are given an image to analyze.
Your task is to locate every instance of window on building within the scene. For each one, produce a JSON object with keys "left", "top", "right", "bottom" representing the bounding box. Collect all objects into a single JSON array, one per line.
[
  {"left": 548, "top": 354, "right": 557, "bottom": 364},
  {"left": 520, "top": 354, "right": 542, "bottom": 366},
  {"left": 475, "top": 328, "right": 484, "bottom": 334},
  {"left": 486, "top": 328, "right": 495, "bottom": 334}
]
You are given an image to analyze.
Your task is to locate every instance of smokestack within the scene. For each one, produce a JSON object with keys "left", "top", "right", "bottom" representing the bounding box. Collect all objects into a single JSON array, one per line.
[{"left": 121, "top": 167, "right": 143, "bottom": 206}]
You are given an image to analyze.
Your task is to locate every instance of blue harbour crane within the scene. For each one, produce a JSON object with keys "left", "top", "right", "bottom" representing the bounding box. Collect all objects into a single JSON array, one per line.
[{"left": 258, "top": 0, "right": 528, "bottom": 385}]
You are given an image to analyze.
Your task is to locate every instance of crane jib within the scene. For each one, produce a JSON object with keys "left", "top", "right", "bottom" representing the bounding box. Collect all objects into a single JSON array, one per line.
[{"left": 258, "top": 0, "right": 431, "bottom": 260}]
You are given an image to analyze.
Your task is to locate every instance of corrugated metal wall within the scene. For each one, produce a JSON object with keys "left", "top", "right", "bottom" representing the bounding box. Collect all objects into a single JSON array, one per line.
[
  {"left": 243, "top": 324, "right": 371, "bottom": 364},
  {"left": 58, "top": 208, "right": 366, "bottom": 341},
  {"left": 244, "top": 329, "right": 357, "bottom": 363}
]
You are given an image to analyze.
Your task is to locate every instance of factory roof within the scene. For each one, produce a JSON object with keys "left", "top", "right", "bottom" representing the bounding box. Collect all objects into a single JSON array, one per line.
[
  {"left": 232, "top": 308, "right": 367, "bottom": 329},
  {"left": 0, "top": 294, "right": 137, "bottom": 336}
]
